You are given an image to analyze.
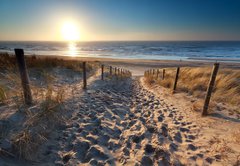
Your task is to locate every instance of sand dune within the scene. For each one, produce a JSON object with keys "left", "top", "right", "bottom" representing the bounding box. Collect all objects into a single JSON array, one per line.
[
  {"left": 0, "top": 57, "right": 240, "bottom": 165},
  {"left": 25, "top": 73, "right": 240, "bottom": 165}
]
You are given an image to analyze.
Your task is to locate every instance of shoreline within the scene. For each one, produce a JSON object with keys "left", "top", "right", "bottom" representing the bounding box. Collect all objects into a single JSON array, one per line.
[
  {"left": 1, "top": 52, "right": 240, "bottom": 76},
  {"left": 1, "top": 51, "right": 240, "bottom": 63},
  {"left": 38, "top": 55, "right": 240, "bottom": 76}
]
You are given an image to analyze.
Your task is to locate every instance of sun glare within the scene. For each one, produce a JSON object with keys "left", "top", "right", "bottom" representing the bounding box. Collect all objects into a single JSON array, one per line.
[
  {"left": 61, "top": 21, "right": 80, "bottom": 41},
  {"left": 68, "top": 42, "right": 77, "bottom": 57}
]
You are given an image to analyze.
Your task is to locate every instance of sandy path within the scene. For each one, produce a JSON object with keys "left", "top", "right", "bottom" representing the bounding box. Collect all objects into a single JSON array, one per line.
[{"left": 33, "top": 75, "right": 230, "bottom": 166}]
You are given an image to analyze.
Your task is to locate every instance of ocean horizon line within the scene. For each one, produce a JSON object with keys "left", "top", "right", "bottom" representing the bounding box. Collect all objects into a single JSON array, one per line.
[{"left": 1, "top": 40, "right": 240, "bottom": 43}]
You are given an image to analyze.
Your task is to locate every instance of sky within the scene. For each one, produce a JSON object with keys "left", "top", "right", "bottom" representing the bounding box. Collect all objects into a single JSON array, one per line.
[{"left": 0, "top": 0, "right": 240, "bottom": 41}]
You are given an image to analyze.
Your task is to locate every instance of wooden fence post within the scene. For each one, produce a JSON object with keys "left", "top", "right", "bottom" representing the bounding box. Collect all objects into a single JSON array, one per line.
[
  {"left": 101, "top": 64, "right": 104, "bottom": 80},
  {"left": 156, "top": 69, "right": 159, "bottom": 79},
  {"left": 202, "top": 63, "right": 220, "bottom": 116},
  {"left": 172, "top": 67, "right": 180, "bottom": 93},
  {"left": 15, "top": 49, "right": 33, "bottom": 105},
  {"left": 162, "top": 69, "right": 165, "bottom": 80},
  {"left": 116, "top": 68, "right": 119, "bottom": 80},
  {"left": 82, "top": 62, "right": 87, "bottom": 89},
  {"left": 110, "top": 66, "right": 112, "bottom": 76}
]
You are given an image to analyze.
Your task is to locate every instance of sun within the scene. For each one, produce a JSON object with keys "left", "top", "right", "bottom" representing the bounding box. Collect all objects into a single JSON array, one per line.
[{"left": 61, "top": 21, "right": 80, "bottom": 41}]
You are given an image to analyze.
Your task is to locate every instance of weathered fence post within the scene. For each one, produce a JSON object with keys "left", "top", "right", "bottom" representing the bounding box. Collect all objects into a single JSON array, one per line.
[
  {"left": 202, "top": 63, "right": 220, "bottom": 116},
  {"left": 115, "top": 67, "right": 117, "bottom": 75},
  {"left": 156, "top": 69, "right": 159, "bottom": 79},
  {"left": 15, "top": 49, "right": 32, "bottom": 105},
  {"left": 101, "top": 64, "right": 104, "bottom": 80},
  {"left": 162, "top": 69, "right": 165, "bottom": 80},
  {"left": 82, "top": 62, "right": 87, "bottom": 89},
  {"left": 116, "top": 68, "right": 119, "bottom": 79},
  {"left": 110, "top": 66, "right": 112, "bottom": 76},
  {"left": 172, "top": 67, "right": 180, "bottom": 93}
]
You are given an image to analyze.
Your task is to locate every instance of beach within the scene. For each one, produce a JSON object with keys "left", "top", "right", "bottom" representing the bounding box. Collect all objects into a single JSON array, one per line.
[
  {"left": 75, "top": 56, "right": 240, "bottom": 75},
  {"left": 24, "top": 55, "right": 240, "bottom": 76},
  {"left": 1, "top": 0, "right": 240, "bottom": 165},
  {"left": 0, "top": 54, "right": 240, "bottom": 165}
]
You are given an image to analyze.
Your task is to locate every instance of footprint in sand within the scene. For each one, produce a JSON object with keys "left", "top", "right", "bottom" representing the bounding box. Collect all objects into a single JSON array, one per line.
[
  {"left": 187, "top": 144, "right": 198, "bottom": 151},
  {"left": 141, "top": 156, "right": 153, "bottom": 166},
  {"left": 73, "top": 140, "right": 90, "bottom": 161},
  {"left": 122, "top": 146, "right": 130, "bottom": 156},
  {"left": 158, "top": 115, "right": 164, "bottom": 122},
  {"left": 174, "top": 131, "right": 182, "bottom": 143},
  {"left": 187, "top": 134, "right": 196, "bottom": 140},
  {"left": 131, "top": 135, "right": 143, "bottom": 144},
  {"left": 169, "top": 142, "right": 178, "bottom": 152},
  {"left": 86, "top": 135, "right": 97, "bottom": 145},
  {"left": 144, "top": 144, "right": 156, "bottom": 154},
  {"left": 180, "top": 127, "right": 190, "bottom": 132},
  {"left": 97, "top": 134, "right": 110, "bottom": 146},
  {"left": 168, "top": 113, "right": 174, "bottom": 117},
  {"left": 84, "top": 146, "right": 109, "bottom": 163},
  {"left": 146, "top": 125, "right": 157, "bottom": 133},
  {"left": 161, "top": 124, "right": 168, "bottom": 137}
]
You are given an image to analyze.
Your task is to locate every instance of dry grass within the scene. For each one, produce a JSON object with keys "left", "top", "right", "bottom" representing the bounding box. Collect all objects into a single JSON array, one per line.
[
  {"left": 0, "top": 53, "right": 99, "bottom": 104},
  {"left": 0, "top": 85, "right": 7, "bottom": 104},
  {"left": 0, "top": 52, "right": 99, "bottom": 160},
  {"left": 0, "top": 53, "right": 96, "bottom": 72},
  {"left": 145, "top": 67, "right": 240, "bottom": 113},
  {"left": 12, "top": 130, "right": 47, "bottom": 160},
  {"left": 11, "top": 86, "right": 66, "bottom": 160},
  {"left": 232, "top": 130, "right": 240, "bottom": 143},
  {"left": 207, "top": 136, "right": 240, "bottom": 163}
]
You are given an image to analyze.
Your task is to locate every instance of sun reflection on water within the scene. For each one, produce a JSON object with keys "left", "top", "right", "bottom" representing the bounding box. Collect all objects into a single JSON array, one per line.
[{"left": 68, "top": 42, "right": 77, "bottom": 57}]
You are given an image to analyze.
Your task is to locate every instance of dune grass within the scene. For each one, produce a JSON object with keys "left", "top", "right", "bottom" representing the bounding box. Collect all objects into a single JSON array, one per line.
[
  {"left": 145, "top": 67, "right": 240, "bottom": 113},
  {"left": 0, "top": 53, "right": 99, "bottom": 103},
  {"left": 0, "top": 52, "right": 99, "bottom": 160},
  {"left": 0, "top": 85, "right": 7, "bottom": 103},
  {"left": 0, "top": 53, "right": 97, "bottom": 72},
  {"left": 12, "top": 86, "right": 66, "bottom": 160}
]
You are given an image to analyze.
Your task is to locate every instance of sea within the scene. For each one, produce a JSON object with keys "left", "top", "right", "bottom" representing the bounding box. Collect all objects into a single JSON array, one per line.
[{"left": 0, "top": 41, "right": 240, "bottom": 62}]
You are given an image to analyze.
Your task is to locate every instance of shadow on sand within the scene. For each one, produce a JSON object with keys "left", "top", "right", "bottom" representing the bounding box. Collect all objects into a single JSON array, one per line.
[{"left": 210, "top": 113, "right": 240, "bottom": 123}]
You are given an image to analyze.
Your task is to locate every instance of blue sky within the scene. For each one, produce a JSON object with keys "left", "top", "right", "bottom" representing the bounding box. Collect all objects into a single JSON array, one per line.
[{"left": 0, "top": 0, "right": 240, "bottom": 41}]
